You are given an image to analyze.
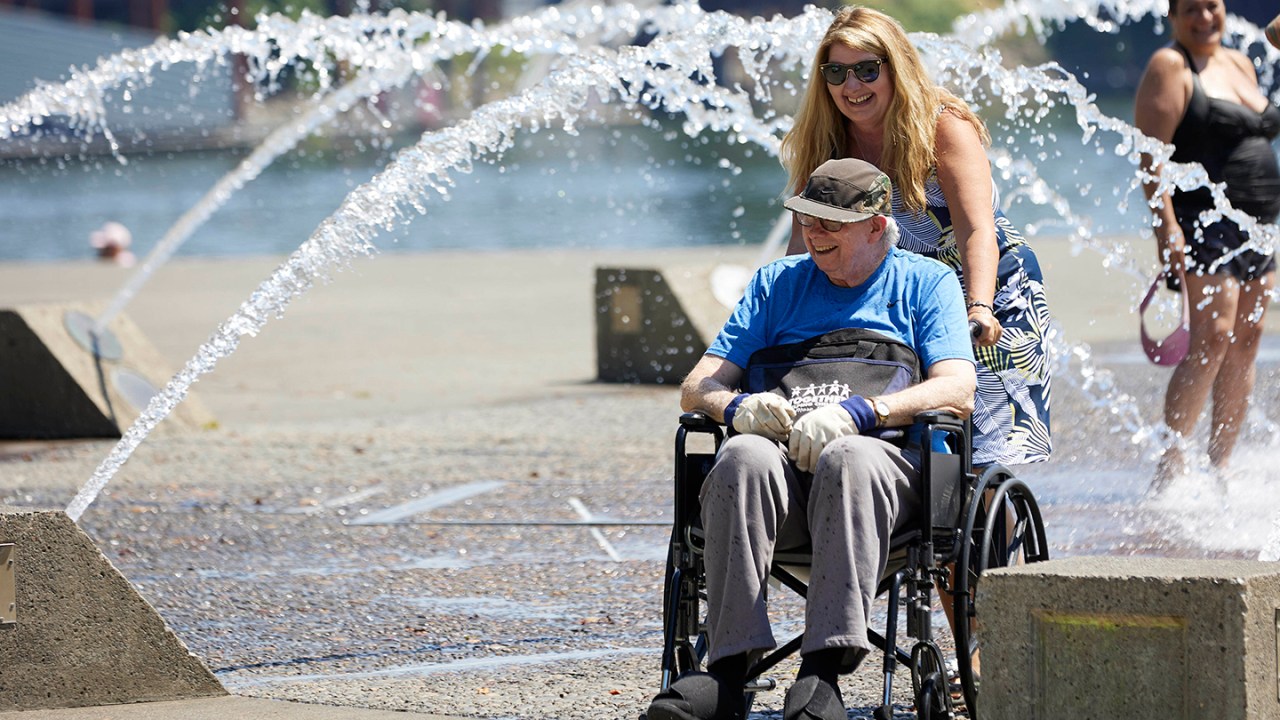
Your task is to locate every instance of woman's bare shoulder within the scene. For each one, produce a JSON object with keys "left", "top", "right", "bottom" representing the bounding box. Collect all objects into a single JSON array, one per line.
[
  {"left": 1136, "top": 45, "right": 1190, "bottom": 106},
  {"left": 1143, "top": 45, "right": 1188, "bottom": 76},
  {"left": 934, "top": 108, "right": 982, "bottom": 147}
]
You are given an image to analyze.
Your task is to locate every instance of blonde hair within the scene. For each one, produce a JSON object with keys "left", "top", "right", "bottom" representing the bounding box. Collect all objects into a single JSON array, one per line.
[{"left": 779, "top": 7, "right": 990, "bottom": 213}]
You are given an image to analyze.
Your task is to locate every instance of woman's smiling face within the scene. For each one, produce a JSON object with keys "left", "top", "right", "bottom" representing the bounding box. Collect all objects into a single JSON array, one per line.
[
  {"left": 825, "top": 43, "right": 893, "bottom": 126},
  {"left": 1170, "top": 0, "right": 1225, "bottom": 51}
]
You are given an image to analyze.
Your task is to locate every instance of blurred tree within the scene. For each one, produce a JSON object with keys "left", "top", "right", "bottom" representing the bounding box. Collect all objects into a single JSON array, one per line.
[
  {"left": 848, "top": 0, "right": 1050, "bottom": 71},
  {"left": 857, "top": 0, "right": 974, "bottom": 34}
]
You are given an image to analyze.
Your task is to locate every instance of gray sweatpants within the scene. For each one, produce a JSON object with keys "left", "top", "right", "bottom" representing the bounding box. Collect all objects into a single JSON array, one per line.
[{"left": 699, "top": 433, "right": 921, "bottom": 665}]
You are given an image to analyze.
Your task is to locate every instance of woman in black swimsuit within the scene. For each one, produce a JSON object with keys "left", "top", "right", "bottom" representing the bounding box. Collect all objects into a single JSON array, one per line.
[{"left": 1135, "top": 0, "right": 1279, "bottom": 489}]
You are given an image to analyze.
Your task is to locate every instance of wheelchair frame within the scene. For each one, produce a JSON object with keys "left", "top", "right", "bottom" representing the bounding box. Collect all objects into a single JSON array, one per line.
[{"left": 660, "top": 411, "right": 1049, "bottom": 719}]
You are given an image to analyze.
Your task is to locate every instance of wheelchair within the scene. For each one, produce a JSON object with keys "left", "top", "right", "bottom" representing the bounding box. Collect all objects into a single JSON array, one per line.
[{"left": 659, "top": 410, "right": 1049, "bottom": 719}]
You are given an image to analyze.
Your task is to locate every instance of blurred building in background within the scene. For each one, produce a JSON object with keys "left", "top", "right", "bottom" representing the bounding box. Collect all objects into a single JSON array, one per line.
[{"left": 0, "top": 5, "right": 237, "bottom": 155}]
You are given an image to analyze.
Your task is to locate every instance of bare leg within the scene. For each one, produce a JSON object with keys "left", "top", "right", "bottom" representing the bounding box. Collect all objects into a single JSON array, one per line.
[
  {"left": 1154, "top": 273, "right": 1237, "bottom": 487},
  {"left": 940, "top": 562, "right": 980, "bottom": 680},
  {"left": 940, "top": 488, "right": 1010, "bottom": 681},
  {"left": 1207, "top": 271, "right": 1273, "bottom": 468}
]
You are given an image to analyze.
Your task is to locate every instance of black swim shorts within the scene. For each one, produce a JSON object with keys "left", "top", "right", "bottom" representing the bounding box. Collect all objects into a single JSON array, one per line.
[{"left": 1174, "top": 206, "right": 1276, "bottom": 286}]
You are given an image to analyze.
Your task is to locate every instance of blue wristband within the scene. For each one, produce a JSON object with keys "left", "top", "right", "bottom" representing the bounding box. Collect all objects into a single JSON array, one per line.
[
  {"left": 839, "top": 395, "right": 876, "bottom": 435},
  {"left": 723, "top": 393, "right": 749, "bottom": 428}
]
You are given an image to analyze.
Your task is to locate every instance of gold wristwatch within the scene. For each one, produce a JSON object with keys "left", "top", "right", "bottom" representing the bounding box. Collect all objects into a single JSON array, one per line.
[{"left": 870, "top": 397, "right": 891, "bottom": 428}]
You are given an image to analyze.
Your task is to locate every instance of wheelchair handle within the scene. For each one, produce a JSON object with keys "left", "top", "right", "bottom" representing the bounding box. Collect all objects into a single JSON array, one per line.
[
  {"left": 968, "top": 319, "right": 982, "bottom": 341},
  {"left": 679, "top": 411, "right": 722, "bottom": 430},
  {"left": 912, "top": 409, "right": 964, "bottom": 427}
]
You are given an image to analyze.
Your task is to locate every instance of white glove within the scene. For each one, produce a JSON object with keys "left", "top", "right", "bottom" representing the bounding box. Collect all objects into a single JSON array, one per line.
[
  {"left": 730, "top": 393, "right": 796, "bottom": 442},
  {"left": 787, "top": 403, "right": 859, "bottom": 473}
]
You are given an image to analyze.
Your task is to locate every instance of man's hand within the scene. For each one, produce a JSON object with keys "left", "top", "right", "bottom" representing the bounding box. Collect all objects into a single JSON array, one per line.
[
  {"left": 787, "top": 403, "right": 859, "bottom": 473},
  {"left": 729, "top": 393, "right": 796, "bottom": 442}
]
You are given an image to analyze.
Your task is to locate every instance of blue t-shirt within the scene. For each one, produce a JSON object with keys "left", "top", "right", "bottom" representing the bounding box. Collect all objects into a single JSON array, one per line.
[{"left": 708, "top": 247, "right": 975, "bottom": 373}]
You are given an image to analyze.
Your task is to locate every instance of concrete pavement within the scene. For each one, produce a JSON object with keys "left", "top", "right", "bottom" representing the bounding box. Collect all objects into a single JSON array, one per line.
[
  {"left": 0, "top": 697, "right": 466, "bottom": 720},
  {"left": 2, "top": 239, "right": 1276, "bottom": 719}
]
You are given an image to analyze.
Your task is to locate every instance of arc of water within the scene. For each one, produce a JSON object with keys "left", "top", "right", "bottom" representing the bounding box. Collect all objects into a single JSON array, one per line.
[
  {"left": 992, "top": 149, "right": 1143, "bottom": 273},
  {"left": 1262, "top": 517, "right": 1280, "bottom": 561},
  {"left": 988, "top": 146, "right": 1174, "bottom": 460},
  {"left": 88, "top": 3, "right": 678, "bottom": 335},
  {"left": 952, "top": 0, "right": 1280, "bottom": 67},
  {"left": 939, "top": 18, "right": 1280, "bottom": 473},
  {"left": 4, "top": 16, "right": 302, "bottom": 143},
  {"left": 1, "top": 5, "right": 627, "bottom": 146},
  {"left": 6, "top": 0, "right": 794, "bottom": 147},
  {"left": 952, "top": 0, "right": 1168, "bottom": 47},
  {"left": 65, "top": 6, "right": 840, "bottom": 521}
]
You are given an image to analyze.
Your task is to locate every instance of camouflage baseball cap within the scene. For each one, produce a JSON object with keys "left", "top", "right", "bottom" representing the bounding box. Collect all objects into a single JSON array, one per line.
[{"left": 783, "top": 158, "right": 892, "bottom": 223}]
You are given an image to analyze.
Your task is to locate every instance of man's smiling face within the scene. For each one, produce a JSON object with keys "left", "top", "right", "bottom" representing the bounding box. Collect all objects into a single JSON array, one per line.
[{"left": 801, "top": 214, "right": 886, "bottom": 288}]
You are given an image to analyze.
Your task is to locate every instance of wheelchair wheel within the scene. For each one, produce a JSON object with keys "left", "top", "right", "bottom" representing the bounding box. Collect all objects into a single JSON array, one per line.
[
  {"left": 916, "top": 678, "right": 944, "bottom": 720},
  {"left": 950, "top": 465, "right": 1049, "bottom": 718},
  {"left": 910, "top": 642, "right": 952, "bottom": 720}
]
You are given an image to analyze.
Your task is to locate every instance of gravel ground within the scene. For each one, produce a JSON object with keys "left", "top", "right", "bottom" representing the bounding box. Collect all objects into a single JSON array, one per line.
[
  {"left": 4, "top": 251, "right": 1278, "bottom": 720},
  {"left": 11, "top": 355, "right": 1278, "bottom": 719},
  {"left": 2, "top": 386, "right": 953, "bottom": 719}
]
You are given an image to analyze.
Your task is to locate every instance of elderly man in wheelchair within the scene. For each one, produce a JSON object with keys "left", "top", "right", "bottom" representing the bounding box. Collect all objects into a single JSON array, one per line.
[{"left": 646, "top": 158, "right": 991, "bottom": 720}]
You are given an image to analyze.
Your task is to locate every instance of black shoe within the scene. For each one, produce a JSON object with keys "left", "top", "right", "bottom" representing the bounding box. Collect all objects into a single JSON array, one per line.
[
  {"left": 647, "top": 671, "right": 744, "bottom": 720},
  {"left": 782, "top": 675, "right": 845, "bottom": 720}
]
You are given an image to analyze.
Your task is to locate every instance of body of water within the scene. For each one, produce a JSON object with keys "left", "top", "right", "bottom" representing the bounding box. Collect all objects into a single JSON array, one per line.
[{"left": 0, "top": 97, "right": 1171, "bottom": 264}]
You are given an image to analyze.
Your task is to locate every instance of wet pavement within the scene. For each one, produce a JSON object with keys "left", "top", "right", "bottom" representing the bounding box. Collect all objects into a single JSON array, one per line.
[
  {"left": 3, "top": 339, "right": 1278, "bottom": 719},
  {"left": 2, "top": 386, "right": 924, "bottom": 718}
]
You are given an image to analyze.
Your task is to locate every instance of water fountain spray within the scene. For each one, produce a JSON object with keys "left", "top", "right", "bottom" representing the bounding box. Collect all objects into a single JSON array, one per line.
[{"left": 4, "top": 0, "right": 1267, "bottom": 533}]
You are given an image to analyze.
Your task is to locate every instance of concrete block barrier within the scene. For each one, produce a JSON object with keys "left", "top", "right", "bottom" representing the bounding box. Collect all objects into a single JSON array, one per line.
[
  {"left": 980, "top": 556, "right": 1280, "bottom": 720},
  {"left": 0, "top": 507, "right": 225, "bottom": 711},
  {"left": 594, "top": 265, "right": 733, "bottom": 384},
  {"left": 0, "top": 303, "right": 215, "bottom": 439}
]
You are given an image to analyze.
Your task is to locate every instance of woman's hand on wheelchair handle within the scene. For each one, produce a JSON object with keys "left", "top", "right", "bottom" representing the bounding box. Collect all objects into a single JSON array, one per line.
[
  {"left": 731, "top": 393, "right": 796, "bottom": 442},
  {"left": 967, "top": 305, "right": 1002, "bottom": 347}
]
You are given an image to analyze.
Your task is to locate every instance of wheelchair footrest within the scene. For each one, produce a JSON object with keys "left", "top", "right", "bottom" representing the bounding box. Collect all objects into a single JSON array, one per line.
[{"left": 744, "top": 677, "right": 776, "bottom": 692}]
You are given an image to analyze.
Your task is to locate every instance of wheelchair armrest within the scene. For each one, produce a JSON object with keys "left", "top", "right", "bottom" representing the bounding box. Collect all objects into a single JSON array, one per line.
[
  {"left": 683, "top": 409, "right": 960, "bottom": 432},
  {"left": 679, "top": 411, "right": 723, "bottom": 431},
  {"left": 912, "top": 410, "right": 965, "bottom": 430}
]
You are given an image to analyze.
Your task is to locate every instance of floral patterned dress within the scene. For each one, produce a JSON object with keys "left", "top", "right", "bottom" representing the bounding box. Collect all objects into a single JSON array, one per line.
[{"left": 892, "top": 173, "right": 1052, "bottom": 466}]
